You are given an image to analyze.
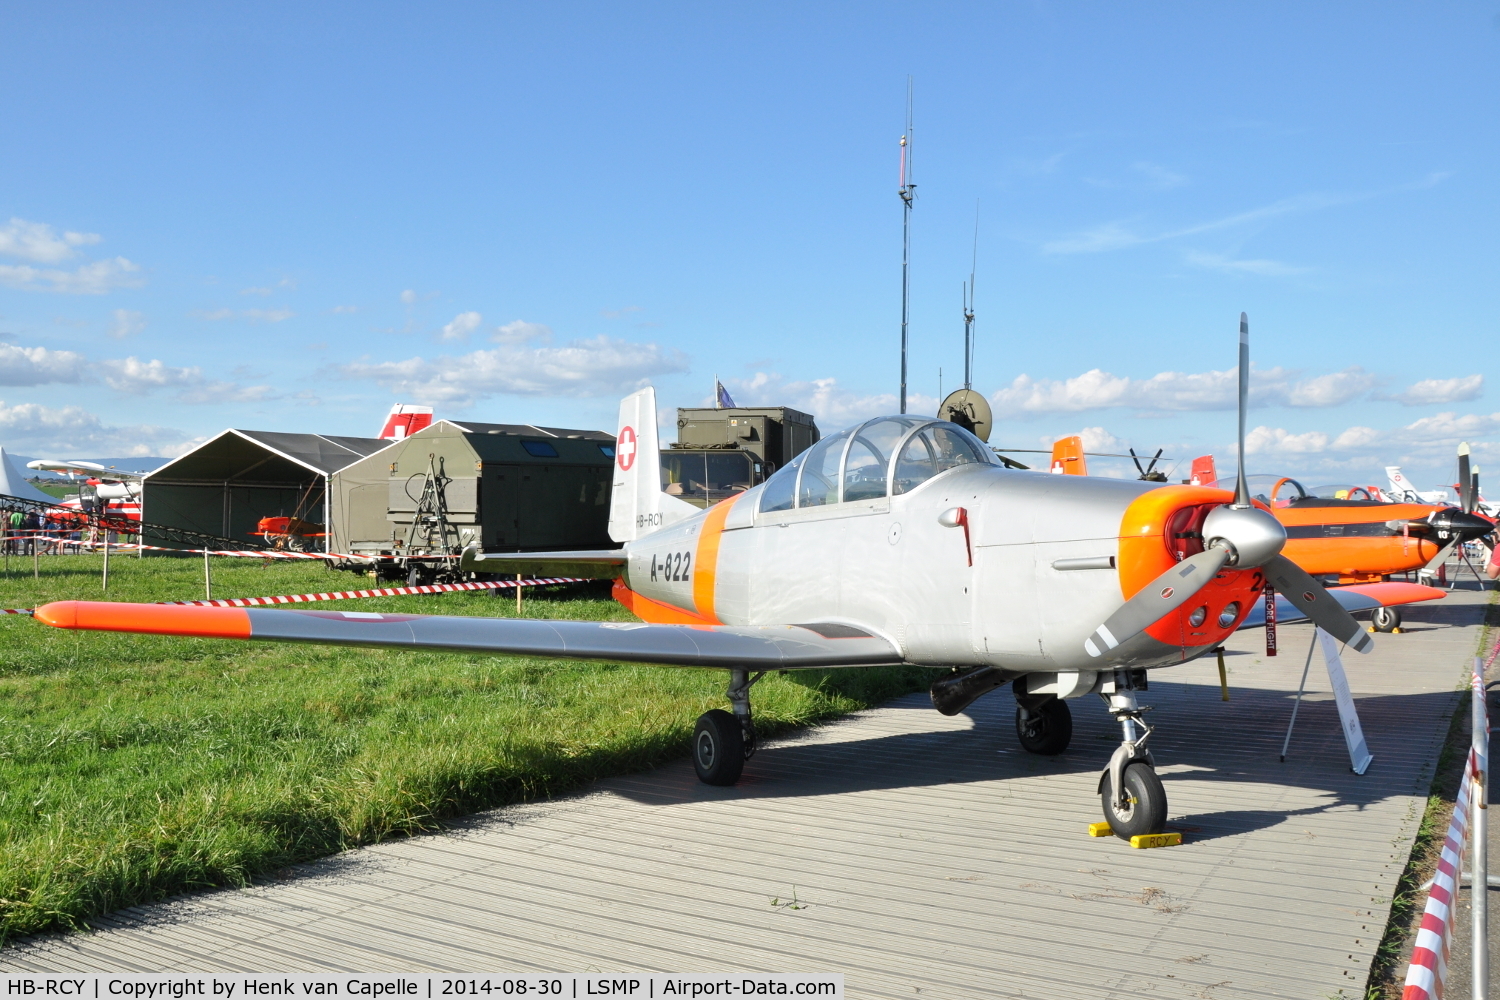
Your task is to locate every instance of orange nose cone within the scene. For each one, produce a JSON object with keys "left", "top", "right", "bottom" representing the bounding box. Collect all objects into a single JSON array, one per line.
[{"left": 34, "top": 600, "right": 252, "bottom": 638}]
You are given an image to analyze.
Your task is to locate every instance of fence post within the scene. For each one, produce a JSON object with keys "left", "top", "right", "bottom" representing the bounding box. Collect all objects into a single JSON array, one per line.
[
  {"left": 1474, "top": 657, "right": 1489, "bottom": 1000},
  {"left": 203, "top": 548, "right": 212, "bottom": 601}
]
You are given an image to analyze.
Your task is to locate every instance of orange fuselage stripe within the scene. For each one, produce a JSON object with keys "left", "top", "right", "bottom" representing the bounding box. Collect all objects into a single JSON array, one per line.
[
  {"left": 690, "top": 494, "right": 738, "bottom": 624},
  {"left": 34, "top": 601, "right": 252, "bottom": 638}
]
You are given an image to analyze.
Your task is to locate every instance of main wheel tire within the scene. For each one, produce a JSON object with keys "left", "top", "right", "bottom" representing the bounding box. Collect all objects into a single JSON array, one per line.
[
  {"left": 1372, "top": 606, "right": 1401, "bottom": 632},
  {"left": 1100, "top": 762, "right": 1169, "bottom": 840},
  {"left": 1015, "top": 697, "right": 1073, "bottom": 755},
  {"left": 692, "top": 709, "right": 745, "bottom": 786}
]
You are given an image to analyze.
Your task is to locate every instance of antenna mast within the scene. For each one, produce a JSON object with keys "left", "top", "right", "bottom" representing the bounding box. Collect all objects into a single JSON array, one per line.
[
  {"left": 898, "top": 77, "right": 915, "bottom": 414},
  {"left": 963, "top": 200, "right": 977, "bottom": 391}
]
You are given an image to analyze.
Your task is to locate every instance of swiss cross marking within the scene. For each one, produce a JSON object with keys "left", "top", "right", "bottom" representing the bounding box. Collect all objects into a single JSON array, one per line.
[{"left": 617, "top": 426, "right": 638, "bottom": 471}]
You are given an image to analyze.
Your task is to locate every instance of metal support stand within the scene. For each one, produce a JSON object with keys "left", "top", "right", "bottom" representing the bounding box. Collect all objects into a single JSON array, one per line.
[
  {"left": 726, "top": 669, "right": 765, "bottom": 760},
  {"left": 1280, "top": 630, "right": 1319, "bottom": 762},
  {"left": 1472, "top": 657, "right": 1489, "bottom": 1000}
]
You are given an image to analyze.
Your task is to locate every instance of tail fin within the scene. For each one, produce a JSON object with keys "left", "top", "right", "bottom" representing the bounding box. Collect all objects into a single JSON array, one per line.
[
  {"left": 1049, "top": 436, "right": 1087, "bottom": 476},
  {"left": 608, "top": 387, "right": 697, "bottom": 543},
  {"left": 1189, "top": 455, "right": 1218, "bottom": 487},
  {"left": 379, "top": 404, "right": 433, "bottom": 441},
  {"left": 1386, "top": 466, "right": 1414, "bottom": 502}
]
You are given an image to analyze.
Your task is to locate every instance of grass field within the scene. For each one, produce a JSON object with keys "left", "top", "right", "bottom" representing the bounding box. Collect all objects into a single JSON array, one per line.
[{"left": 0, "top": 554, "right": 933, "bottom": 941}]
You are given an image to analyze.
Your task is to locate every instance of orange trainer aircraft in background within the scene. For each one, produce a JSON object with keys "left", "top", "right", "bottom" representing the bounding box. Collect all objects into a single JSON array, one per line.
[{"left": 1184, "top": 450, "right": 1494, "bottom": 630}]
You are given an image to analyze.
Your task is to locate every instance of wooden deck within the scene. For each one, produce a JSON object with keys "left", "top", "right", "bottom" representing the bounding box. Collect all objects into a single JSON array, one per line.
[{"left": 3, "top": 589, "right": 1490, "bottom": 999}]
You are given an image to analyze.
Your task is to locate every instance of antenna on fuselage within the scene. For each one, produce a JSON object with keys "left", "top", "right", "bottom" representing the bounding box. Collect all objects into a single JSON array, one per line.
[
  {"left": 963, "top": 200, "right": 977, "bottom": 391},
  {"left": 898, "top": 76, "right": 915, "bottom": 414}
]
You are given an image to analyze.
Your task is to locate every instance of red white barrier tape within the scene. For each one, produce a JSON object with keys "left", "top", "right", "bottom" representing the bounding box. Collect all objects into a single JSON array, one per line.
[
  {"left": 157, "top": 576, "right": 587, "bottom": 608},
  {"left": 1402, "top": 660, "right": 1489, "bottom": 1000},
  {"left": 1403, "top": 749, "right": 1480, "bottom": 999},
  {"left": 1, "top": 576, "right": 587, "bottom": 618}
]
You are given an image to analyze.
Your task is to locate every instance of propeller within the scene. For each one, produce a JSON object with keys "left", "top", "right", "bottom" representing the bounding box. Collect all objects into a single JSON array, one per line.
[
  {"left": 1417, "top": 442, "right": 1496, "bottom": 578},
  {"left": 1458, "top": 442, "right": 1473, "bottom": 514},
  {"left": 1130, "top": 448, "right": 1168, "bottom": 483},
  {"left": 1084, "top": 313, "right": 1375, "bottom": 659}
]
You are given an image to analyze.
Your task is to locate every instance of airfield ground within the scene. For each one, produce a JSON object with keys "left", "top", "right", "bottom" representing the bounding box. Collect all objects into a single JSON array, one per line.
[
  {"left": 0, "top": 555, "right": 929, "bottom": 941},
  {"left": 1, "top": 560, "right": 1490, "bottom": 999}
]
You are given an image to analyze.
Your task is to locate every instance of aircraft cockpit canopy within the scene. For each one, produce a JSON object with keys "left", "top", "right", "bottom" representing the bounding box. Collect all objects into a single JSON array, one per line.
[
  {"left": 1209, "top": 474, "right": 1387, "bottom": 508},
  {"left": 759, "top": 416, "right": 994, "bottom": 513}
]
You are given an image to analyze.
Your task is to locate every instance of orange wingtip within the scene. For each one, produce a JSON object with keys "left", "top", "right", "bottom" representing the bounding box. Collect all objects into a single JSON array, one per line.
[
  {"left": 1332, "top": 581, "right": 1447, "bottom": 606},
  {"left": 34, "top": 601, "right": 252, "bottom": 639}
]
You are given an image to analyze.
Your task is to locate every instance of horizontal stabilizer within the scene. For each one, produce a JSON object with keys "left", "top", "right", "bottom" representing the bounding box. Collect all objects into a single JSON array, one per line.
[
  {"left": 34, "top": 602, "right": 905, "bottom": 670},
  {"left": 460, "top": 545, "right": 626, "bottom": 579}
]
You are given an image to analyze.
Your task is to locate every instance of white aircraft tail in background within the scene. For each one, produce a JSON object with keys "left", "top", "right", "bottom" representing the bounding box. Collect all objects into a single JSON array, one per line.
[
  {"left": 607, "top": 386, "right": 696, "bottom": 543},
  {"left": 1386, "top": 466, "right": 1451, "bottom": 505}
]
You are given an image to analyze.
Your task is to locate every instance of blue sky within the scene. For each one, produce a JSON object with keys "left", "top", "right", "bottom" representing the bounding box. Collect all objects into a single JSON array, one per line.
[{"left": 1, "top": 2, "right": 1497, "bottom": 487}]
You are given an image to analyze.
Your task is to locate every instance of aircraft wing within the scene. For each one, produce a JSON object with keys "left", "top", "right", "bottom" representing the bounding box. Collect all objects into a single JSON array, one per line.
[
  {"left": 1237, "top": 581, "right": 1444, "bottom": 631},
  {"left": 460, "top": 546, "right": 625, "bottom": 579},
  {"left": 32, "top": 602, "right": 905, "bottom": 670}
]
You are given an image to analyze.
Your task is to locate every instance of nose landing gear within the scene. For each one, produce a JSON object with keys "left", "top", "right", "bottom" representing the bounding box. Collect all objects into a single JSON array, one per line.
[
  {"left": 1097, "top": 675, "right": 1168, "bottom": 840},
  {"left": 692, "top": 668, "right": 764, "bottom": 786}
]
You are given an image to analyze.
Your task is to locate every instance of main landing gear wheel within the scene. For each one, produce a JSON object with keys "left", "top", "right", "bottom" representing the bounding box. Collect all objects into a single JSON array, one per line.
[
  {"left": 1015, "top": 697, "right": 1072, "bottom": 755},
  {"left": 692, "top": 668, "right": 765, "bottom": 787},
  {"left": 692, "top": 709, "right": 744, "bottom": 786},
  {"left": 1372, "top": 606, "right": 1402, "bottom": 632},
  {"left": 1099, "top": 762, "right": 1168, "bottom": 840}
]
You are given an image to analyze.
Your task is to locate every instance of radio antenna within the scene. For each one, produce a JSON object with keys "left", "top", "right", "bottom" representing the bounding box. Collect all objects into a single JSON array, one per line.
[
  {"left": 963, "top": 200, "right": 978, "bottom": 391},
  {"left": 898, "top": 76, "right": 915, "bottom": 414}
]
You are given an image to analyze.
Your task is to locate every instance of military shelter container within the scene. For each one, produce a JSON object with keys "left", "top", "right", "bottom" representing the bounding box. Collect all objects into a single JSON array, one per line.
[
  {"left": 328, "top": 419, "right": 618, "bottom": 559},
  {"left": 143, "top": 430, "right": 390, "bottom": 549}
]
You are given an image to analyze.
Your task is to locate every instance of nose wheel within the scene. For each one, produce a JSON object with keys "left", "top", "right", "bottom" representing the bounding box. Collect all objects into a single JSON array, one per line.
[
  {"left": 692, "top": 669, "right": 763, "bottom": 786},
  {"left": 1096, "top": 672, "right": 1169, "bottom": 840}
]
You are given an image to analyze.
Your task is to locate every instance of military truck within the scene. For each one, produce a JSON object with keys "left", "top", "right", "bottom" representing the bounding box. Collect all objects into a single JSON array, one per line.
[{"left": 664, "top": 406, "right": 819, "bottom": 508}]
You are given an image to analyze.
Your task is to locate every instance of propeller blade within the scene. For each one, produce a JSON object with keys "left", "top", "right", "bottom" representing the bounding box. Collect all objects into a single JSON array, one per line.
[
  {"left": 1084, "top": 547, "right": 1231, "bottom": 657},
  {"left": 1419, "top": 537, "right": 1460, "bottom": 580},
  {"left": 1262, "top": 555, "right": 1373, "bottom": 653},
  {"left": 1235, "top": 313, "right": 1250, "bottom": 508},
  {"left": 1458, "top": 442, "right": 1473, "bottom": 513}
]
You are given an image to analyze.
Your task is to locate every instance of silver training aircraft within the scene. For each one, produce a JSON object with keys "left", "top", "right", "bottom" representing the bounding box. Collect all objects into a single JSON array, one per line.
[{"left": 35, "top": 317, "right": 1442, "bottom": 838}]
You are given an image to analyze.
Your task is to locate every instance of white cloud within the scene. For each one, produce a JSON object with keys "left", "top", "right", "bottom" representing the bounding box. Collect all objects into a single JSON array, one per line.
[
  {"left": 1183, "top": 251, "right": 1309, "bottom": 276},
  {"left": 0, "top": 343, "right": 90, "bottom": 386},
  {"left": 989, "top": 365, "right": 1375, "bottom": 417},
  {"left": 1227, "top": 410, "right": 1500, "bottom": 475},
  {"left": 0, "top": 399, "right": 204, "bottom": 457},
  {"left": 1043, "top": 192, "right": 1354, "bottom": 256},
  {"left": 0, "top": 257, "right": 143, "bottom": 294},
  {"left": 241, "top": 286, "right": 272, "bottom": 297},
  {"left": 1388, "top": 374, "right": 1483, "bottom": 406},
  {"left": 1245, "top": 426, "right": 1330, "bottom": 455},
  {"left": 723, "top": 372, "right": 936, "bottom": 429},
  {"left": 1284, "top": 368, "right": 1378, "bottom": 407},
  {"left": 0, "top": 218, "right": 101, "bottom": 264},
  {"left": 108, "top": 308, "right": 146, "bottom": 339},
  {"left": 192, "top": 307, "right": 294, "bottom": 322},
  {"left": 439, "top": 311, "right": 483, "bottom": 342},
  {"left": 97, "top": 356, "right": 203, "bottom": 394},
  {"left": 400, "top": 289, "right": 418, "bottom": 305},
  {"left": 340, "top": 334, "right": 689, "bottom": 405},
  {"left": 492, "top": 319, "right": 552, "bottom": 345},
  {"left": 242, "top": 308, "right": 293, "bottom": 322}
]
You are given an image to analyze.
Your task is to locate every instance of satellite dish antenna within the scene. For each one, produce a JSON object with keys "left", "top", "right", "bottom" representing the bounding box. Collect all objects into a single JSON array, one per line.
[{"left": 939, "top": 388, "right": 992, "bottom": 443}]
